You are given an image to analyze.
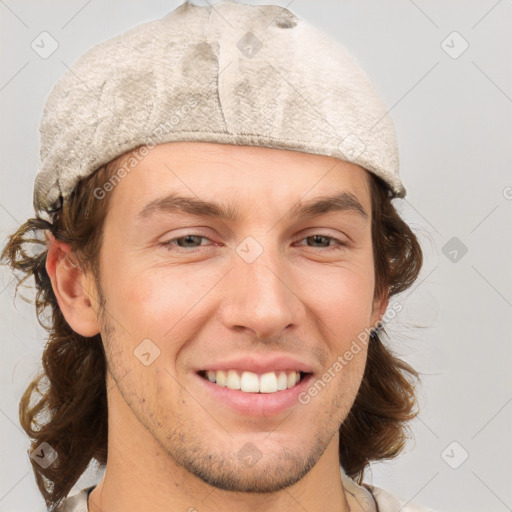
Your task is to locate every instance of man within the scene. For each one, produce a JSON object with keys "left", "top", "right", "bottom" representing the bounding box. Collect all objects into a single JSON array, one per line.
[{"left": 2, "top": 2, "right": 433, "bottom": 511}]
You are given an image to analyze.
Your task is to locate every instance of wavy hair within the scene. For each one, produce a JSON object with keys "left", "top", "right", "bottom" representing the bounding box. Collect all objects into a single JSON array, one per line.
[{"left": 1, "top": 151, "right": 423, "bottom": 509}]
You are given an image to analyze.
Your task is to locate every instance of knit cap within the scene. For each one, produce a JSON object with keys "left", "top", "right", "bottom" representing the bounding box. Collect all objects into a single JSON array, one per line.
[{"left": 33, "top": 0, "right": 405, "bottom": 215}]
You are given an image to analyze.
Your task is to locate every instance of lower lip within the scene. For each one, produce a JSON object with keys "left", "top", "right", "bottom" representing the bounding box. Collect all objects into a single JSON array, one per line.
[{"left": 195, "top": 372, "right": 314, "bottom": 416}]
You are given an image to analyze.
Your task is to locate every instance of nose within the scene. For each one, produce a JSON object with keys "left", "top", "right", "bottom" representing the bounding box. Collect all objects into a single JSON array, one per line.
[{"left": 218, "top": 241, "right": 302, "bottom": 340}]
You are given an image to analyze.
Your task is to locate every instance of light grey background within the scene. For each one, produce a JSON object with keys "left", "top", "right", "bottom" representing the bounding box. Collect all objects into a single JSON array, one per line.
[{"left": 1, "top": 1, "right": 511, "bottom": 511}]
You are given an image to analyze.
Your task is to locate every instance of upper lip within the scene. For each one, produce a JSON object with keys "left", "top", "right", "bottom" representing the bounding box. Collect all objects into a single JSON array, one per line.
[{"left": 197, "top": 354, "right": 315, "bottom": 374}]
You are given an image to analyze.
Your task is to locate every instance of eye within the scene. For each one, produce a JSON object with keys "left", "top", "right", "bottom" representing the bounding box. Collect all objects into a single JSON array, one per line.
[
  {"left": 296, "top": 234, "right": 349, "bottom": 252},
  {"left": 159, "top": 233, "right": 349, "bottom": 253},
  {"left": 159, "top": 234, "right": 212, "bottom": 251}
]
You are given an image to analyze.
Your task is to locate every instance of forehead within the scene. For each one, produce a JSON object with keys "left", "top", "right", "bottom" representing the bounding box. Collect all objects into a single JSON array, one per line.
[{"left": 107, "top": 142, "right": 372, "bottom": 220}]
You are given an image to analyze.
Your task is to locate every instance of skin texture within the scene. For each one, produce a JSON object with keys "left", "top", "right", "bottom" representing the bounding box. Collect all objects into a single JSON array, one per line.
[{"left": 46, "top": 142, "right": 388, "bottom": 512}]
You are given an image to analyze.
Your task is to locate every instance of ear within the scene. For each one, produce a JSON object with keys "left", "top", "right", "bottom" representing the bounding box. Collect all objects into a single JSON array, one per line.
[
  {"left": 45, "top": 231, "right": 101, "bottom": 337},
  {"left": 370, "top": 292, "right": 389, "bottom": 331}
]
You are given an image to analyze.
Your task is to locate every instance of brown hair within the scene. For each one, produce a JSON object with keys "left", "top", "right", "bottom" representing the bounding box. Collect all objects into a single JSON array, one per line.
[
  {"left": 339, "top": 172, "right": 423, "bottom": 480},
  {"left": 1, "top": 153, "right": 422, "bottom": 509}
]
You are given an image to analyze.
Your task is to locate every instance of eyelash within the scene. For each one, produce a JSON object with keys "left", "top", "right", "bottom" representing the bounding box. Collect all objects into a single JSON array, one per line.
[{"left": 159, "top": 233, "right": 349, "bottom": 253}]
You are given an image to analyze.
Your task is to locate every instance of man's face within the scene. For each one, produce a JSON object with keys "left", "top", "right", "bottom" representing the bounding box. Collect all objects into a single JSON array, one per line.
[{"left": 86, "top": 142, "right": 387, "bottom": 492}]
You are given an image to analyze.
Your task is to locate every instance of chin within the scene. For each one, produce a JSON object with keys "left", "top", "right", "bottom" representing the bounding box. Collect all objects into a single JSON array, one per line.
[
  {"left": 183, "top": 453, "right": 319, "bottom": 493},
  {"left": 161, "top": 426, "right": 331, "bottom": 494}
]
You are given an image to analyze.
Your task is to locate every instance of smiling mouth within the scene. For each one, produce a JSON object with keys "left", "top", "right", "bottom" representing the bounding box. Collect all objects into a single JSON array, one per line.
[{"left": 197, "top": 369, "right": 310, "bottom": 394}]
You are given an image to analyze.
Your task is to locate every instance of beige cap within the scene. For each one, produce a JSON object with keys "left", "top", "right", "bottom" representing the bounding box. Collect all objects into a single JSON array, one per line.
[{"left": 33, "top": 0, "right": 405, "bottom": 214}]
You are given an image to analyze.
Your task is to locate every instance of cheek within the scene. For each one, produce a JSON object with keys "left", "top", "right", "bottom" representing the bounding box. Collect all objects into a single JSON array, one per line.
[
  {"left": 101, "top": 256, "right": 216, "bottom": 342},
  {"left": 298, "top": 260, "right": 376, "bottom": 335},
  {"left": 100, "top": 237, "right": 376, "bottom": 349}
]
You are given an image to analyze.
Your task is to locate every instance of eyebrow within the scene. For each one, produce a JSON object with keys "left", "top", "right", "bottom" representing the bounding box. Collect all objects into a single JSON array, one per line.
[{"left": 136, "top": 191, "right": 368, "bottom": 223}]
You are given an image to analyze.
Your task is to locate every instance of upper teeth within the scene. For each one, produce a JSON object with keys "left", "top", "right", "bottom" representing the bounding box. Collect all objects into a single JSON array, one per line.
[{"left": 205, "top": 370, "right": 301, "bottom": 393}]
